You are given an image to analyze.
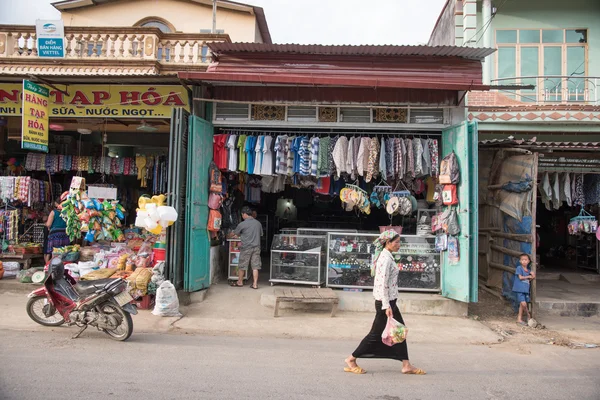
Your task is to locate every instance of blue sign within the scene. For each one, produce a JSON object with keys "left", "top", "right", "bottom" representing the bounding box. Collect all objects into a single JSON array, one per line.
[{"left": 38, "top": 38, "right": 65, "bottom": 58}]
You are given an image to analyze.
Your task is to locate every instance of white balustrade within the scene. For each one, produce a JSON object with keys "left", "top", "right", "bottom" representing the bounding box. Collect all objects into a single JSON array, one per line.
[{"left": 0, "top": 26, "right": 220, "bottom": 65}]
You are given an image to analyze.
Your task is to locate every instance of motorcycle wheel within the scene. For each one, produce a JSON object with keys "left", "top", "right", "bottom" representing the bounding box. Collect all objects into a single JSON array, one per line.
[
  {"left": 26, "top": 296, "right": 65, "bottom": 327},
  {"left": 100, "top": 302, "right": 133, "bottom": 341}
]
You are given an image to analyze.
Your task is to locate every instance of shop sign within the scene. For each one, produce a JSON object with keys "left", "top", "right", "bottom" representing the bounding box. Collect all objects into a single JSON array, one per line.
[
  {"left": 35, "top": 20, "right": 65, "bottom": 58},
  {"left": 0, "top": 85, "right": 188, "bottom": 118},
  {"left": 22, "top": 80, "right": 49, "bottom": 153}
]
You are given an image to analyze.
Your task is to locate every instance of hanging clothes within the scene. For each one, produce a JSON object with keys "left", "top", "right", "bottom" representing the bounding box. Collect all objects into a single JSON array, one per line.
[
  {"left": 317, "top": 136, "right": 330, "bottom": 177},
  {"left": 309, "top": 137, "right": 319, "bottom": 177},
  {"left": 347, "top": 137, "right": 357, "bottom": 179},
  {"left": 245, "top": 136, "right": 256, "bottom": 175},
  {"left": 421, "top": 139, "right": 431, "bottom": 177},
  {"left": 394, "top": 138, "right": 404, "bottom": 180},
  {"left": 332, "top": 136, "right": 349, "bottom": 178},
  {"left": 379, "top": 137, "right": 387, "bottom": 179},
  {"left": 561, "top": 173, "right": 572, "bottom": 207},
  {"left": 366, "top": 137, "right": 380, "bottom": 183},
  {"left": 299, "top": 136, "right": 311, "bottom": 176},
  {"left": 413, "top": 138, "right": 424, "bottom": 177},
  {"left": 237, "top": 134, "right": 247, "bottom": 172},
  {"left": 405, "top": 139, "right": 415, "bottom": 178},
  {"left": 551, "top": 172, "right": 561, "bottom": 209},
  {"left": 357, "top": 137, "right": 369, "bottom": 177},
  {"left": 273, "top": 135, "right": 285, "bottom": 175},
  {"left": 328, "top": 136, "right": 339, "bottom": 177},
  {"left": 385, "top": 138, "right": 394, "bottom": 180},
  {"left": 428, "top": 139, "right": 439, "bottom": 177},
  {"left": 583, "top": 174, "right": 600, "bottom": 205},
  {"left": 227, "top": 134, "right": 238, "bottom": 172},
  {"left": 573, "top": 174, "right": 585, "bottom": 207},
  {"left": 260, "top": 135, "right": 274, "bottom": 176},
  {"left": 539, "top": 172, "right": 552, "bottom": 210}
]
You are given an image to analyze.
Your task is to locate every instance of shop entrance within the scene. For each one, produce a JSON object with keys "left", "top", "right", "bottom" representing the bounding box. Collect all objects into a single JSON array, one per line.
[
  {"left": 214, "top": 121, "right": 478, "bottom": 302},
  {"left": 479, "top": 140, "right": 600, "bottom": 317}
]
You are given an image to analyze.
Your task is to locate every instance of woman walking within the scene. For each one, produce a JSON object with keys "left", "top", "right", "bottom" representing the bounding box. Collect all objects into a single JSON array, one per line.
[
  {"left": 44, "top": 199, "right": 71, "bottom": 263},
  {"left": 344, "top": 230, "right": 426, "bottom": 375}
]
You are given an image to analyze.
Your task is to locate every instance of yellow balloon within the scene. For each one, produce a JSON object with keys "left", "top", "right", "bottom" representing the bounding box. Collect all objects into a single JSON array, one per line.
[
  {"left": 149, "top": 225, "right": 163, "bottom": 235},
  {"left": 138, "top": 196, "right": 150, "bottom": 210},
  {"left": 168, "top": 221, "right": 175, "bottom": 226}
]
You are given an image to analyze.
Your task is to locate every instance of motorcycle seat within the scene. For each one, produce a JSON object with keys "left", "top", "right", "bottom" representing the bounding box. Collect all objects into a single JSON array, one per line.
[{"left": 74, "top": 278, "right": 120, "bottom": 296}]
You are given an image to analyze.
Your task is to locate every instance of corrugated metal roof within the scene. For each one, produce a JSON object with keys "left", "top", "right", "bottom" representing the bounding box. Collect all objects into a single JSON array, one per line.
[
  {"left": 207, "top": 43, "right": 496, "bottom": 60},
  {"left": 480, "top": 138, "right": 600, "bottom": 150}
]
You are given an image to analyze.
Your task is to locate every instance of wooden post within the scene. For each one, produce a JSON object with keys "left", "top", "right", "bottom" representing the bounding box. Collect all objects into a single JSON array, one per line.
[{"left": 530, "top": 152, "right": 539, "bottom": 318}]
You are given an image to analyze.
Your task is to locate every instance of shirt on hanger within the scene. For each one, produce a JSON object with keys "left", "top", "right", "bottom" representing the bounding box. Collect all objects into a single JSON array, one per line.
[
  {"left": 310, "top": 137, "right": 320, "bottom": 177},
  {"left": 366, "top": 137, "right": 380, "bottom": 183},
  {"left": 346, "top": 137, "right": 355, "bottom": 177},
  {"left": 227, "top": 134, "right": 238, "bottom": 172},
  {"left": 274, "top": 135, "right": 287, "bottom": 175},
  {"left": 286, "top": 136, "right": 295, "bottom": 176},
  {"left": 237, "top": 134, "right": 247, "bottom": 172},
  {"left": 379, "top": 137, "right": 387, "bottom": 179},
  {"left": 413, "top": 138, "right": 424, "bottom": 177},
  {"left": 245, "top": 136, "right": 256, "bottom": 174},
  {"left": 292, "top": 137, "right": 302, "bottom": 174},
  {"left": 317, "top": 136, "right": 330, "bottom": 177},
  {"left": 299, "top": 136, "right": 311, "bottom": 176},
  {"left": 356, "top": 137, "right": 370, "bottom": 177},
  {"left": 421, "top": 138, "right": 431, "bottom": 177},
  {"left": 253, "top": 136, "right": 264, "bottom": 175},
  {"left": 406, "top": 138, "right": 415, "bottom": 178},
  {"left": 315, "top": 176, "right": 331, "bottom": 195},
  {"left": 428, "top": 139, "right": 440, "bottom": 177},
  {"left": 328, "top": 136, "right": 338, "bottom": 177},
  {"left": 260, "top": 135, "right": 274, "bottom": 176},
  {"left": 332, "top": 136, "right": 349, "bottom": 178},
  {"left": 213, "top": 134, "right": 228, "bottom": 170}
]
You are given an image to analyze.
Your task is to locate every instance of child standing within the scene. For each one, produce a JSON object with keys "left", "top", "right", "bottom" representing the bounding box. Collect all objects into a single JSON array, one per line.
[{"left": 513, "top": 254, "right": 535, "bottom": 326}]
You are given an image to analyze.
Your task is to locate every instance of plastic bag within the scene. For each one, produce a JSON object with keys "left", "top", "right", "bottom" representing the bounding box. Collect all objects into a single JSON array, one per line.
[
  {"left": 381, "top": 316, "right": 406, "bottom": 347},
  {"left": 152, "top": 280, "right": 182, "bottom": 317}
]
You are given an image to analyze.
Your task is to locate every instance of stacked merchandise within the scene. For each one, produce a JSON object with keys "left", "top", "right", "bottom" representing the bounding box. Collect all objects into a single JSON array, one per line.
[
  {"left": 1, "top": 261, "right": 20, "bottom": 279},
  {"left": 0, "top": 177, "right": 52, "bottom": 206}
]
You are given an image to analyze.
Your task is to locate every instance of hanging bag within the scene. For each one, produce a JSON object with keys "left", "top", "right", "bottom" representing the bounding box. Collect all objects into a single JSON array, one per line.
[
  {"left": 207, "top": 209, "right": 222, "bottom": 232},
  {"left": 208, "top": 192, "right": 223, "bottom": 210},
  {"left": 209, "top": 162, "right": 223, "bottom": 193},
  {"left": 439, "top": 152, "right": 460, "bottom": 184},
  {"left": 442, "top": 184, "right": 459, "bottom": 206}
]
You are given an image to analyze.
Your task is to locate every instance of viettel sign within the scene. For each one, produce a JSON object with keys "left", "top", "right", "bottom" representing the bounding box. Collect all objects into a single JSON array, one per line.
[{"left": 0, "top": 85, "right": 189, "bottom": 118}]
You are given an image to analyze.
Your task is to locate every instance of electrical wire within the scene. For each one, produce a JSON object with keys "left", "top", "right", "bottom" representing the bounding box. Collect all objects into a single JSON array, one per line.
[{"left": 463, "top": 0, "right": 510, "bottom": 46}]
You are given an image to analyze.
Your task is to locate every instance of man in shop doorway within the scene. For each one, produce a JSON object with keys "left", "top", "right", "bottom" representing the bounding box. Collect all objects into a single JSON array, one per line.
[{"left": 231, "top": 206, "right": 263, "bottom": 289}]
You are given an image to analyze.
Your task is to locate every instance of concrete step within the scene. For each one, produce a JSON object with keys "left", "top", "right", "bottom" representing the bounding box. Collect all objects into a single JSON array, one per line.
[
  {"left": 537, "top": 300, "right": 599, "bottom": 317},
  {"left": 261, "top": 289, "right": 468, "bottom": 317}
]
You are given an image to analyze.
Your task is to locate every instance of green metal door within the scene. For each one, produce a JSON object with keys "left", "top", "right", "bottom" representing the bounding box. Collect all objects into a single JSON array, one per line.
[
  {"left": 441, "top": 121, "right": 479, "bottom": 302},
  {"left": 166, "top": 107, "right": 189, "bottom": 290},
  {"left": 184, "top": 115, "right": 214, "bottom": 291}
]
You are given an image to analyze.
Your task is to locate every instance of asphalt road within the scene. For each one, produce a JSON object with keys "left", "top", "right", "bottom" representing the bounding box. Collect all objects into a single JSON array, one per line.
[{"left": 0, "top": 329, "right": 599, "bottom": 400}]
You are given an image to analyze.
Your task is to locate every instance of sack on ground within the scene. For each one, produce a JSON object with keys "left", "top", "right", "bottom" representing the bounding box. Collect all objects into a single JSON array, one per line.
[
  {"left": 152, "top": 280, "right": 182, "bottom": 317},
  {"left": 381, "top": 316, "right": 407, "bottom": 346}
]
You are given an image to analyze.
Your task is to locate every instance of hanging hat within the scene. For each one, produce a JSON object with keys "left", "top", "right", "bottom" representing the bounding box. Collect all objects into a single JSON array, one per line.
[
  {"left": 398, "top": 197, "right": 413, "bottom": 216},
  {"left": 409, "top": 195, "right": 418, "bottom": 212},
  {"left": 386, "top": 196, "right": 400, "bottom": 215}
]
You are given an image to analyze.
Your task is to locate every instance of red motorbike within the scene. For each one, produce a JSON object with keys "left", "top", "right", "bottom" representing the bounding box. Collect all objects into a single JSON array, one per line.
[{"left": 26, "top": 256, "right": 137, "bottom": 341}]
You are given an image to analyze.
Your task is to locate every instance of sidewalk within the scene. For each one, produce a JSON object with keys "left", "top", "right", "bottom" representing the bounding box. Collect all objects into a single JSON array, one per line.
[{"left": 0, "top": 279, "right": 500, "bottom": 344}]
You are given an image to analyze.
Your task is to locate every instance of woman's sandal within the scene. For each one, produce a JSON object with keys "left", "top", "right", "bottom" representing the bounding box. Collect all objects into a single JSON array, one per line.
[
  {"left": 402, "top": 368, "right": 426, "bottom": 375},
  {"left": 344, "top": 366, "right": 366, "bottom": 374}
]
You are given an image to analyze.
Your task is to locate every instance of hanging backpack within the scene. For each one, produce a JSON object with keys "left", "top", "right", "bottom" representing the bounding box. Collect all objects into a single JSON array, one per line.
[
  {"left": 439, "top": 152, "right": 460, "bottom": 184},
  {"left": 209, "top": 162, "right": 223, "bottom": 193},
  {"left": 208, "top": 193, "right": 223, "bottom": 210},
  {"left": 442, "top": 184, "right": 459, "bottom": 206},
  {"left": 207, "top": 209, "right": 222, "bottom": 232}
]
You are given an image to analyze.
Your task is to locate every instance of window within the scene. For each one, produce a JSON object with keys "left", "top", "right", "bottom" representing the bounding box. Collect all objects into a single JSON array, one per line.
[
  {"left": 134, "top": 17, "right": 175, "bottom": 33},
  {"left": 495, "top": 29, "right": 588, "bottom": 102}
]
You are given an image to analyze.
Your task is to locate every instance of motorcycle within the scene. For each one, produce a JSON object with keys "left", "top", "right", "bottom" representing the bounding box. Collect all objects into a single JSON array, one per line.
[{"left": 26, "top": 256, "right": 137, "bottom": 341}]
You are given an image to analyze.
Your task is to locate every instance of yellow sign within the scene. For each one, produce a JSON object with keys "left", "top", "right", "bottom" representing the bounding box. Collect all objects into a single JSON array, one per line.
[
  {"left": 0, "top": 84, "right": 188, "bottom": 118},
  {"left": 22, "top": 80, "right": 49, "bottom": 153}
]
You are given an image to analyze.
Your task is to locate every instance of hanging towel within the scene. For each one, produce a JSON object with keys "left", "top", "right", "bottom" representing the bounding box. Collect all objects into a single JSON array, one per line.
[
  {"left": 551, "top": 172, "right": 561, "bottom": 209},
  {"left": 561, "top": 173, "right": 572, "bottom": 207},
  {"left": 539, "top": 172, "right": 552, "bottom": 210},
  {"left": 346, "top": 137, "right": 355, "bottom": 177}
]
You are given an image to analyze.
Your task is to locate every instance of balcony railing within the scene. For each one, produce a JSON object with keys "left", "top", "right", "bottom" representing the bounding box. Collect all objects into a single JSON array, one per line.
[
  {"left": 0, "top": 25, "right": 229, "bottom": 66},
  {"left": 491, "top": 75, "right": 599, "bottom": 105}
]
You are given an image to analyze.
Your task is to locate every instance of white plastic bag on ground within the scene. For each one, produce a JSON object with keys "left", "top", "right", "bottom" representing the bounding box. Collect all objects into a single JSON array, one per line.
[{"left": 152, "top": 280, "right": 182, "bottom": 317}]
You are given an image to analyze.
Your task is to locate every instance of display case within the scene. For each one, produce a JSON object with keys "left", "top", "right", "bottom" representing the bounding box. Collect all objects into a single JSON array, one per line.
[
  {"left": 297, "top": 228, "right": 357, "bottom": 236},
  {"left": 270, "top": 234, "right": 326, "bottom": 286},
  {"left": 327, "top": 233, "right": 441, "bottom": 292},
  {"left": 227, "top": 239, "right": 248, "bottom": 281}
]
